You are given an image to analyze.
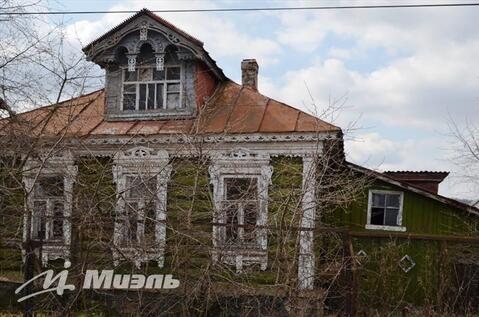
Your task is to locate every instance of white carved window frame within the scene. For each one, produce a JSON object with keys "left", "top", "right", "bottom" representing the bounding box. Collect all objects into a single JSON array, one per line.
[
  {"left": 209, "top": 148, "right": 272, "bottom": 273},
  {"left": 112, "top": 146, "right": 171, "bottom": 268},
  {"left": 365, "top": 189, "right": 406, "bottom": 232},
  {"left": 22, "top": 151, "right": 77, "bottom": 266}
]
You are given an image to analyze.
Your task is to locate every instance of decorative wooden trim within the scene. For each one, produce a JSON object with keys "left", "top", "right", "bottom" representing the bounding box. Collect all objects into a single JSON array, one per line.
[
  {"left": 209, "top": 148, "right": 272, "bottom": 273},
  {"left": 112, "top": 146, "right": 172, "bottom": 268},
  {"left": 22, "top": 151, "right": 77, "bottom": 266}
]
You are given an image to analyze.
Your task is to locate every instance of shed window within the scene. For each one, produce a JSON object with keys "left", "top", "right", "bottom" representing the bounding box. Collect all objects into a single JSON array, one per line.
[
  {"left": 366, "top": 190, "right": 405, "bottom": 232},
  {"left": 122, "top": 66, "right": 181, "bottom": 111}
]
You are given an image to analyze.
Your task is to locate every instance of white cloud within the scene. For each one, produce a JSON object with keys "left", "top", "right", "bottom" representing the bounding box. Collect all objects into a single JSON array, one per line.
[
  {"left": 262, "top": 44, "right": 479, "bottom": 131},
  {"left": 345, "top": 132, "right": 477, "bottom": 199}
]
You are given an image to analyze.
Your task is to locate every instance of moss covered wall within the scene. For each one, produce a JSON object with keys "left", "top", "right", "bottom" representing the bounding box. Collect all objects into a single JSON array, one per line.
[
  {"left": 0, "top": 157, "right": 25, "bottom": 281},
  {"left": 73, "top": 157, "right": 116, "bottom": 268},
  {"left": 319, "top": 178, "right": 479, "bottom": 310},
  {"left": 1, "top": 154, "right": 478, "bottom": 313}
]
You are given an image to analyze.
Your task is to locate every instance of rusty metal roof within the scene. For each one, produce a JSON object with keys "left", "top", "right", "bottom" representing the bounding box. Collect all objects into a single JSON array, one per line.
[{"left": 0, "top": 81, "right": 340, "bottom": 138}]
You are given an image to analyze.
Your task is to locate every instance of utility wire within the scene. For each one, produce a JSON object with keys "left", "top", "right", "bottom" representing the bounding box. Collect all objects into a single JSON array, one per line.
[{"left": 1, "top": 2, "right": 479, "bottom": 16}]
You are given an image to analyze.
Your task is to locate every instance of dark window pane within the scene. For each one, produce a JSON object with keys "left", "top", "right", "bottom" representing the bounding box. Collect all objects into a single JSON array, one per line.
[
  {"left": 139, "top": 84, "right": 146, "bottom": 110},
  {"left": 243, "top": 202, "right": 257, "bottom": 243},
  {"left": 167, "top": 83, "right": 180, "bottom": 92},
  {"left": 35, "top": 176, "right": 63, "bottom": 197},
  {"left": 153, "top": 69, "right": 165, "bottom": 80},
  {"left": 124, "top": 69, "right": 138, "bottom": 82},
  {"left": 144, "top": 203, "right": 156, "bottom": 246},
  {"left": 125, "top": 202, "right": 138, "bottom": 244},
  {"left": 166, "top": 93, "right": 180, "bottom": 109},
  {"left": 52, "top": 201, "right": 63, "bottom": 239},
  {"left": 370, "top": 207, "right": 385, "bottom": 225},
  {"left": 371, "top": 193, "right": 385, "bottom": 207},
  {"left": 32, "top": 201, "right": 47, "bottom": 240},
  {"left": 127, "top": 176, "right": 157, "bottom": 199},
  {"left": 386, "top": 194, "right": 400, "bottom": 208},
  {"left": 225, "top": 178, "right": 258, "bottom": 201},
  {"left": 166, "top": 67, "right": 180, "bottom": 80},
  {"left": 147, "top": 84, "right": 155, "bottom": 110},
  {"left": 123, "top": 84, "right": 136, "bottom": 93},
  {"left": 123, "top": 93, "right": 136, "bottom": 110},
  {"left": 385, "top": 208, "right": 399, "bottom": 226},
  {"left": 226, "top": 204, "right": 238, "bottom": 243},
  {"left": 156, "top": 84, "right": 164, "bottom": 109}
]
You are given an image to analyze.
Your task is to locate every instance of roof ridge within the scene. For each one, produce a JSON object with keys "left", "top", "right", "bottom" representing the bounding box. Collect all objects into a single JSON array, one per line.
[
  {"left": 56, "top": 96, "right": 101, "bottom": 137},
  {"left": 258, "top": 98, "right": 271, "bottom": 132},
  {"left": 223, "top": 84, "right": 245, "bottom": 133}
]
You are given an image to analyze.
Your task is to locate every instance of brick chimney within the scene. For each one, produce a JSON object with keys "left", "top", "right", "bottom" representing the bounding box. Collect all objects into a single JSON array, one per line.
[
  {"left": 241, "top": 59, "right": 258, "bottom": 90},
  {"left": 384, "top": 171, "right": 449, "bottom": 194}
]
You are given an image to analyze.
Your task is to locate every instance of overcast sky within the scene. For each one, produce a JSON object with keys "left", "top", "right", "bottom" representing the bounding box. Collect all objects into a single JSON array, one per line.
[{"left": 49, "top": 0, "right": 479, "bottom": 199}]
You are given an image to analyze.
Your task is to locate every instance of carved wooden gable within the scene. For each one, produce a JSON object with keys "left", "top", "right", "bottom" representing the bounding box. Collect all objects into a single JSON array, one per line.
[{"left": 82, "top": 9, "right": 223, "bottom": 121}]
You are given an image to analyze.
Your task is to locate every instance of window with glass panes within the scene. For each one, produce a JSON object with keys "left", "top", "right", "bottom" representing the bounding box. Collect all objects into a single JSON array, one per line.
[
  {"left": 122, "top": 66, "right": 182, "bottom": 111},
  {"left": 121, "top": 175, "right": 157, "bottom": 247},
  {"left": 368, "top": 191, "right": 403, "bottom": 227},
  {"left": 32, "top": 176, "right": 64, "bottom": 241},
  {"left": 222, "top": 177, "right": 259, "bottom": 247}
]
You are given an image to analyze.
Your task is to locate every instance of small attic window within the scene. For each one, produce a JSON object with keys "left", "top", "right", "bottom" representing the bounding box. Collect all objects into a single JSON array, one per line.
[{"left": 121, "top": 45, "right": 182, "bottom": 111}]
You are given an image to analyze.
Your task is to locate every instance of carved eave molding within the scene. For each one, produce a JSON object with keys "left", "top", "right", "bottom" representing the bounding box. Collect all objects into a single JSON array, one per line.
[
  {"left": 63, "top": 131, "right": 337, "bottom": 158},
  {"left": 68, "top": 131, "right": 338, "bottom": 146}
]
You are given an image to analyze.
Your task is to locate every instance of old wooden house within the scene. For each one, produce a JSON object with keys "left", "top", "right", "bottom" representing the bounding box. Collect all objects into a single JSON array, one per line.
[{"left": 0, "top": 9, "right": 478, "bottom": 315}]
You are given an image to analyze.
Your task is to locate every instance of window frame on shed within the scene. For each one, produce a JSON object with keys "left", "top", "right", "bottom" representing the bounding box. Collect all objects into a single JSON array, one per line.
[{"left": 365, "top": 189, "right": 406, "bottom": 232}]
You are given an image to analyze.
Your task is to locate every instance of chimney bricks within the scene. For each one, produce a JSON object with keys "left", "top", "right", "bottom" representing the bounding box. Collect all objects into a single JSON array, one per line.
[{"left": 241, "top": 59, "right": 259, "bottom": 91}]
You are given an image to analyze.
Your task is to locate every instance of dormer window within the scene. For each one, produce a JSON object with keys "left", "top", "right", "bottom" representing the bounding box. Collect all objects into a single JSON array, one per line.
[
  {"left": 83, "top": 10, "right": 224, "bottom": 120},
  {"left": 122, "top": 65, "right": 182, "bottom": 111}
]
